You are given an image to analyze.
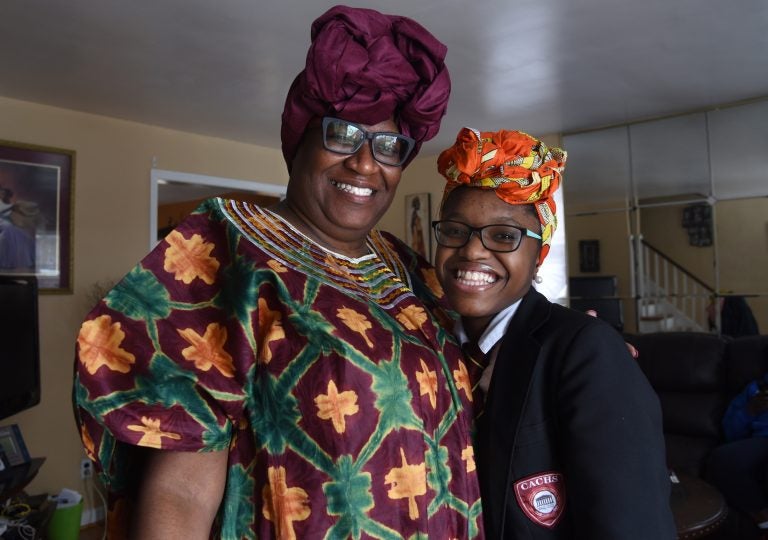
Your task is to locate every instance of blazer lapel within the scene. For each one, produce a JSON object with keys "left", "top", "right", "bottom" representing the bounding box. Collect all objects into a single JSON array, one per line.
[{"left": 477, "top": 289, "right": 552, "bottom": 536}]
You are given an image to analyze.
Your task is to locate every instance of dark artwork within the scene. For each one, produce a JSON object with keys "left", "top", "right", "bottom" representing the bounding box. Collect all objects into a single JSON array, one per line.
[
  {"left": 579, "top": 240, "right": 600, "bottom": 272},
  {"left": 0, "top": 142, "right": 74, "bottom": 292},
  {"left": 682, "top": 204, "right": 713, "bottom": 247}
]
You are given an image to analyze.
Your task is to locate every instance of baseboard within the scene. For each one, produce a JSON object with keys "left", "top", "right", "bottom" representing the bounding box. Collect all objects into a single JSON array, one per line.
[{"left": 81, "top": 505, "right": 106, "bottom": 527}]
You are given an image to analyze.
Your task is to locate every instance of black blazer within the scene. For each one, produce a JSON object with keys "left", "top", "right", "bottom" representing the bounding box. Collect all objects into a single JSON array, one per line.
[{"left": 475, "top": 289, "right": 676, "bottom": 539}]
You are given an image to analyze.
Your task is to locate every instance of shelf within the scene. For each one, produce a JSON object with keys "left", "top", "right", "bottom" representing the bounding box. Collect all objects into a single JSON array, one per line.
[{"left": 0, "top": 457, "right": 45, "bottom": 501}]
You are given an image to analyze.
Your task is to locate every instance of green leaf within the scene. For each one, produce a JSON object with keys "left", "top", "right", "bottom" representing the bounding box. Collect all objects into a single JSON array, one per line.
[{"left": 106, "top": 267, "right": 171, "bottom": 320}]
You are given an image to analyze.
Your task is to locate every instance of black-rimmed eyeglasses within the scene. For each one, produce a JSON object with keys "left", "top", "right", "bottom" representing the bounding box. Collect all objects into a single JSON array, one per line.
[
  {"left": 320, "top": 117, "right": 416, "bottom": 167},
  {"left": 432, "top": 220, "right": 542, "bottom": 253}
]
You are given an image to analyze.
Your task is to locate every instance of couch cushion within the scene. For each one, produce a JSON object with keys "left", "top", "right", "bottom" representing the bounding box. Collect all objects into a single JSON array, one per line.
[
  {"left": 657, "top": 391, "right": 725, "bottom": 439},
  {"left": 625, "top": 333, "right": 768, "bottom": 480},
  {"left": 665, "top": 433, "right": 721, "bottom": 477},
  {"left": 627, "top": 332, "right": 727, "bottom": 392},
  {"left": 626, "top": 332, "right": 731, "bottom": 476},
  {"left": 724, "top": 335, "right": 768, "bottom": 399}
]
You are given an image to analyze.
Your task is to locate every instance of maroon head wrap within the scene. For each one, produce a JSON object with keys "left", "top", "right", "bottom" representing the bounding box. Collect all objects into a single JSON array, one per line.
[{"left": 281, "top": 5, "right": 451, "bottom": 170}]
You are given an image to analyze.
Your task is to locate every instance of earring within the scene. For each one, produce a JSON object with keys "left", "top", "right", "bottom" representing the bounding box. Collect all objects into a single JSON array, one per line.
[{"left": 534, "top": 275, "right": 543, "bottom": 284}]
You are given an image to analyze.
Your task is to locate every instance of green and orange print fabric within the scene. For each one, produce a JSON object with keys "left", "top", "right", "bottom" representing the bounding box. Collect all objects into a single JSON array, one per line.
[{"left": 74, "top": 198, "right": 483, "bottom": 539}]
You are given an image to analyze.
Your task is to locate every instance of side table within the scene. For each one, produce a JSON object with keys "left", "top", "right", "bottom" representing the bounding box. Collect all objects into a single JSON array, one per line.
[
  {"left": 671, "top": 474, "right": 729, "bottom": 539},
  {"left": 0, "top": 458, "right": 45, "bottom": 501}
]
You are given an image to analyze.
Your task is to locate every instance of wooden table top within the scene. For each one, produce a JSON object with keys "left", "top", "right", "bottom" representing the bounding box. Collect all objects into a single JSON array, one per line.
[{"left": 671, "top": 474, "right": 729, "bottom": 539}]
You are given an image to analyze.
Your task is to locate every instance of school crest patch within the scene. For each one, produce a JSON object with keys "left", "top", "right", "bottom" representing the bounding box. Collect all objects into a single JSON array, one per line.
[{"left": 513, "top": 471, "right": 566, "bottom": 528}]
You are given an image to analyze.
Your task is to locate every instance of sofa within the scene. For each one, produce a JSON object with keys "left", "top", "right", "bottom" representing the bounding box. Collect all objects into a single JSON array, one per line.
[{"left": 625, "top": 332, "right": 768, "bottom": 538}]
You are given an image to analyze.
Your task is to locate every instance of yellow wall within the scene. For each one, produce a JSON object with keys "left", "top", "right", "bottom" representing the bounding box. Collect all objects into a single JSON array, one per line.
[
  {"left": 564, "top": 210, "right": 637, "bottom": 332},
  {"left": 717, "top": 198, "right": 768, "bottom": 331},
  {"left": 379, "top": 152, "right": 444, "bottom": 261},
  {"left": 717, "top": 198, "right": 768, "bottom": 294},
  {"left": 640, "top": 205, "right": 716, "bottom": 288},
  {"left": 0, "top": 96, "right": 287, "bottom": 512}
]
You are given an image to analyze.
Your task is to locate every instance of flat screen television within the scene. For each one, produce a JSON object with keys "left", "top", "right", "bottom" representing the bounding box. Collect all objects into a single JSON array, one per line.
[{"left": 0, "top": 275, "right": 41, "bottom": 420}]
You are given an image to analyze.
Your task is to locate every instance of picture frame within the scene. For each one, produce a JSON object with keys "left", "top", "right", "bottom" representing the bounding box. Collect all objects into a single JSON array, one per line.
[
  {"left": 578, "top": 239, "right": 601, "bottom": 273},
  {"left": 404, "top": 192, "right": 431, "bottom": 259},
  {"left": 0, "top": 140, "right": 75, "bottom": 293},
  {"left": 682, "top": 203, "right": 713, "bottom": 248},
  {"left": 0, "top": 424, "right": 31, "bottom": 467}
]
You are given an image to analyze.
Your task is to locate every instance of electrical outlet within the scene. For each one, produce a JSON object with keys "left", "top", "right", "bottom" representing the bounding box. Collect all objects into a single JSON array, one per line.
[{"left": 80, "top": 457, "right": 93, "bottom": 479}]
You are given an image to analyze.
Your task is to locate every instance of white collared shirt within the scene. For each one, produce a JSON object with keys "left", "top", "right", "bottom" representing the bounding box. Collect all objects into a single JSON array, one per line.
[{"left": 454, "top": 298, "right": 522, "bottom": 395}]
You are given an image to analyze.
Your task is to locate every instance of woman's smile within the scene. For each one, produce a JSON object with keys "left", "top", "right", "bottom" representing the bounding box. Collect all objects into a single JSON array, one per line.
[
  {"left": 329, "top": 178, "right": 375, "bottom": 198},
  {"left": 451, "top": 266, "right": 501, "bottom": 288}
]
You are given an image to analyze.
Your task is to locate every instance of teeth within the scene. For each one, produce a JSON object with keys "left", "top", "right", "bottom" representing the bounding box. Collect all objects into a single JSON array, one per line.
[
  {"left": 331, "top": 180, "right": 373, "bottom": 197},
  {"left": 455, "top": 269, "right": 497, "bottom": 285}
]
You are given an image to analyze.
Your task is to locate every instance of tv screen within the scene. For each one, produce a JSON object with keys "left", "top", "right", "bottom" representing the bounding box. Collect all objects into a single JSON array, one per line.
[{"left": 0, "top": 275, "right": 40, "bottom": 421}]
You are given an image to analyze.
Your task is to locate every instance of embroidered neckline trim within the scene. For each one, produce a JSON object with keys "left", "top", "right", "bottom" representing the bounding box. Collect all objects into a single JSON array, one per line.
[
  {"left": 262, "top": 208, "right": 376, "bottom": 263},
  {"left": 216, "top": 199, "right": 415, "bottom": 308}
]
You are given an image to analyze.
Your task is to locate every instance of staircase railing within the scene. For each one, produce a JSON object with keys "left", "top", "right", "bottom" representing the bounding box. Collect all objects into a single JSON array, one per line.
[{"left": 636, "top": 239, "right": 715, "bottom": 332}]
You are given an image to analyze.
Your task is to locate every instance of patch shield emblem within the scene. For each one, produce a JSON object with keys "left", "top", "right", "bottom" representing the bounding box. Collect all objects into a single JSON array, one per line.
[{"left": 513, "top": 471, "right": 565, "bottom": 528}]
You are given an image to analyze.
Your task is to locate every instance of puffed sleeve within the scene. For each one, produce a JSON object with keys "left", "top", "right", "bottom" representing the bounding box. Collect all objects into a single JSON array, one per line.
[{"left": 74, "top": 199, "right": 254, "bottom": 490}]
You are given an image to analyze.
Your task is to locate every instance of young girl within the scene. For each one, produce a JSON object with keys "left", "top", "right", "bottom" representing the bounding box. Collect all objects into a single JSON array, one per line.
[{"left": 433, "top": 127, "right": 676, "bottom": 539}]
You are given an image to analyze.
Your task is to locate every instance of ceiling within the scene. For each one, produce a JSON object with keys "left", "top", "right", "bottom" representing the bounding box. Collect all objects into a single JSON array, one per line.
[{"left": 2, "top": 0, "right": 767, "bottom": 158}]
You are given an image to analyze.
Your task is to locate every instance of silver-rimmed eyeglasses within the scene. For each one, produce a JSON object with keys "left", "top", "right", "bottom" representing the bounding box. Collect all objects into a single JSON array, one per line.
[
  {"left": 432, "top": 220, "right": 542, "bottom": 253},
  {"left": 321, "top": 117, "right": 416, "bottom": 167}
]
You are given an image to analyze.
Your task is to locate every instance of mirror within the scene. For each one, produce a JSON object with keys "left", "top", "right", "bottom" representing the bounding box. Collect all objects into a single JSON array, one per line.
[
  {"left": 149, "top": 169, "right": 286, "bottom": 248},
  {"left": 562, "top": 98, "right": 768, "bottom": 334}
]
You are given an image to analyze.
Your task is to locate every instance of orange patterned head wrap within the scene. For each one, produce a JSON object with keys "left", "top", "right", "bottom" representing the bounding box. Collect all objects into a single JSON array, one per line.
[{"left": 437, "top": 127, "right": 567, "bottom": 264}]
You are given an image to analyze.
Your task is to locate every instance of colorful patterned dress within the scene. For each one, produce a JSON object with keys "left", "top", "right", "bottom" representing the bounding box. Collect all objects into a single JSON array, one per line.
[{"left": 74, "top": 198, "right": 483, "bottom": 539}]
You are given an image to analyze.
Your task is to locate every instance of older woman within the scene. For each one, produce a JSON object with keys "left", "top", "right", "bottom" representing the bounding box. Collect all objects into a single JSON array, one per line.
[
  {"left": 74, "top": 7, "right": 481, "bottom": 539},
  {"left": 432, "top": 128, "right": 675, "bottom": 538}
]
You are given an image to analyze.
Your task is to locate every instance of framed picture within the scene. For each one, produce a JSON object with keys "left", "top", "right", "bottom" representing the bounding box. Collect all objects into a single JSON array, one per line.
[
  {"left": 0, "top": 424, "right": 31, "bottom": 467},
  {"left": 0, "top": 140, "right": 75, "bottom": 293},
  {"left": 682, "top": 203, "right": 713, "bottom": 248},
  {"left": 681, "top": 203, "right": 712, "bottom": 227},
  {"left": 404, "top": 193, "right": 431, "bottom": 259},
  {"left": 578, "top": 239, "right": 601, "bottom": 273}
]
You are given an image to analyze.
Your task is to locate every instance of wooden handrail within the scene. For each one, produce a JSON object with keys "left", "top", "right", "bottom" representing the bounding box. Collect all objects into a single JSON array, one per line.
[{"left": 641, "top": 239, "right": 715, "bottom": 294}]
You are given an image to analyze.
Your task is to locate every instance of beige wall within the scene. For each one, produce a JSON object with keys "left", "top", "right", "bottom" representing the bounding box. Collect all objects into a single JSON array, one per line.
[
  {"left": 718, "top": 198, "right": 768, "bottom": 294},
  {"left": 564, "top": 211, "right": 637, "bottom": 332},
  {"left": 0, "top": 96, "right": 287, "bottom": 513},
  {"left": 640, "top": 205, "right": 716, "bottom": 288},
  {"left": 717, "top": 198, "right": 768, "bottom": 331},
  {"left": 379, "top": 152, "right": 444, "bottom": 260}
]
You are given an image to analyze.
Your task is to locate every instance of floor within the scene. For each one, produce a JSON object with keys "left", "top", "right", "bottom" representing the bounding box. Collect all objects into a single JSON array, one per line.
[{"left": 79, "top": 523, "right": 105, "bottom": 540}]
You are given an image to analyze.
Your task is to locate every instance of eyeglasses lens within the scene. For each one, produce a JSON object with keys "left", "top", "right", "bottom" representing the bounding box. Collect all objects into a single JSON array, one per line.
[
  {"left": 434, "top": 221, "right": 524, "bottom": 252},
  {"left": 322, "top": 118, "right": 412, "bottom": 166},
  {"left": 371, "top": 135, "right": 408, "bottom": 166},
  {"left": 324, "top": 121, "right": 364, "bottom": 153}
]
